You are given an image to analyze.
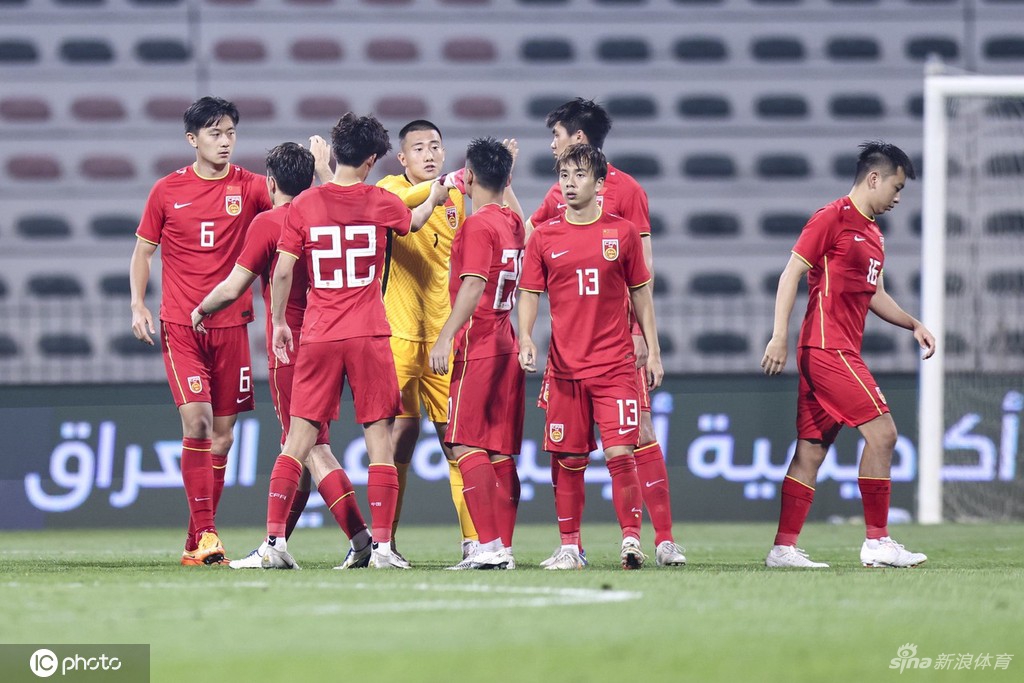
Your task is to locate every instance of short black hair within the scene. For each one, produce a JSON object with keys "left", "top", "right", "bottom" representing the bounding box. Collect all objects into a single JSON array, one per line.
[
  {"left": 398, "top": 119, "right": 442, "bottom": 142},
  {"left": 855, "top": 140, "right": 917, "bottom": 182},
  {"left": 331, "top": 113, "right": 392, "bottom": 167},
  {"left": 465, "top": 137, "right": 513, "bottom": 192},
  {"left": 555, "top": 143, "right": 608, "bottom": 181},
  {"left": 183, "top": 96, "right": 239, "bottom": 134},
  {"left": 265, "top": 142, "right": 315, "bottom": 198},
  {"left": 545, "top": 98, "right": 612, "bottom": 150}
]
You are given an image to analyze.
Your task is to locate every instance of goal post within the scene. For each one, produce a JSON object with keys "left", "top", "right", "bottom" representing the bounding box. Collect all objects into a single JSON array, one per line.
[{"left": 918, "top": 66, "right": 1024, "bottom": 524}]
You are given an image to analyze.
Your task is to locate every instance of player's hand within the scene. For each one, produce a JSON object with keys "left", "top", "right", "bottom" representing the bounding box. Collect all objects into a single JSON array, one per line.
[
  {"left": 914, "top": 323, "right": 937, "bottom": 360},
  {"left": 190, "top": 306, "right": 207, "bottom": 334},
  {"left": 646, "top": 351, "right": 664, "bottom": 389},
  {"left": 429, "top": 179, "right": 449, "bottom": 206},
  {"left": 441, "top": 167, "right": 466, "bottom": 194},
  {"left": 518, "top": 338, "right": 538, "bottom": 372},
  {"left": 131, "top": 304, "right": 156, "bottom": 346},
  {"left": 308, "top": 135, "right": 332, "bottom": 180},
  {"left": 429, "top": 336, "right": 452, "bottom": 375},
  {"left": 502, "top": 138, "right": 519, "bottom": 172},
  {"left": 633, "top": 334, "right": 648, "bottom": 369},
  {"left": 272, "top": 323, "right": 293, "bottom": 364},
  {"left": 761, "top": 336, "right": 788, "bottom": 375}
]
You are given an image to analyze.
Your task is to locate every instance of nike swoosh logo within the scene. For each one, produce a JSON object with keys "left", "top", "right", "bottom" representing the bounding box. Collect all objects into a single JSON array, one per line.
[
  {"left": 551, "top": 250, "right": 570, "bottom": 259},
  {"left": 618, "top": 427, "right": 635, "bottom": 435},
  {"left": 853, "top": 236, "right": 866, "bottom": 242},
  {"left": 630, "top": 508, "right": 642, "bottom": 514},
  {"left": 174, "top": 202, "right": 192, "bottom": 209},
  {"left": 193, "top": 497, "right": 210, "bottom": 502},
  {"left": 236, "top": 397, "right": 249, "bottom": 404},
  {"left": 645, "top": 479, "right": 665, "bottom": 488},
  {"left": 462, "top": 487, "right": 476, "bottom": 493},
  {"left": 557, "top": 517, "right": 573, "bottom": 522}
]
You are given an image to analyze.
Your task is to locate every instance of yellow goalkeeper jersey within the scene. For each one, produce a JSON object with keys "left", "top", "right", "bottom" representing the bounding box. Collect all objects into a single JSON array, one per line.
[{"left": 377, "top": 173, "right": 466, "bottom": 342}]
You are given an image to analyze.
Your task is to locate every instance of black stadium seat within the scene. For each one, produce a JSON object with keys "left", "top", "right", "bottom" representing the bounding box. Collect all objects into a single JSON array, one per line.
[
  {"left": 757, "top": 154, "right": 810, "bottom": 179},
  {"left": 751, "top": 37, "right": 805, "bottom": 62},
  {"left": 861, "top": 332, "right": 896, "bottom": 354},
  {"left": 826, "top": 37, "right": 880, "bottom": 61},
  {"left": 60, "top": 39, "right": 115, "bottom": 63},
  {"left": 673, "top": 37, "right": 727, "bottom": 62},
  {"left": 110, "top": 333, "right": 160, "bottom": 356},
  {"left": 99, "top": 274, "right": 133, "bottom": 296},
  {"left": 689, "top": 273, "right": 746, "bottom": 296},
  {"left": 597, "top": 38, "right": 650, "bottom": 62},
  {"left": 695, "top": 332, "right": 749, "bottom": 355},
  {"left": 28, "top": 275, "right": 84, "bottom": 297},
  {"left": 0, "top": 335, "right": 18, "bottom": 358},
  {"left": 136, "top": 39, "right": 190, "bottom": 63},
  {"left": 687, "top": 213, "right": 740, "bottom": 237},
  {"left": 985, "top": 37, "right": 1024, "bottom": 60},
  {"left": 16, "top": 215, "right": 71, "bottom": 239},
  {"left": 610, "top": 154, "right": 661, "bottom": 178},
  {"left": 91, "top": 214, "right": 138, "bottom": 238},
  {"left": 39, "top": 334, "right": 92, "bottom": 357},
  {"left": 521, "top": 39, "right": 573, "bottom": 62},
  {"left": 906, "top": 36, "right": 959, "bottom": 61},
  {"left": 830, "top": 94, "right": 885, "bottom": 118},
  {"left": 677, "top": 95, "right": 731, "bottom": 119},
  {"left": 527, "top": 95, "right": 572, "bottom": 119},
  {"left": 682, "top": 154, "right": 735, "bottom": 178},
  {"left": 986, "top": 211, "right": 1024, "bottom": 235},
  {"left": 987, "top": 270, "right": 1024, "bottom": 295},
  {"left": 607, "top": 96, "right": 657, "bottom": 119},
  {"left": 756, "top": 95, "right": 809, "bottom": 119},
  {"left": 761, "top": 213, "right": 805, "bottom": 236},
  {"left": 0, "top": 39, "right": 40, "bottom": 63}
]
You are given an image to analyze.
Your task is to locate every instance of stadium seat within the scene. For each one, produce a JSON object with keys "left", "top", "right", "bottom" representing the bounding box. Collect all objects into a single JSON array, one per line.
[
  {"left": 609, "top": 154, "right": 661, "bottom": 178},
  {"left": 7, "top": 155, "right": 61, "bottom": 180},
  {"left": 861, "top": 332, "right": 896, "bottom": 354},
  {"left": 374, "top": 96, "right": 428, "bottom": 118},
  {"left": 0, "top": 39, "right": 40, "bottom": 63},
  {"left": 682, "top": 154, "right": 735, "bottom": 178},
  {"left": 677, "top": 95, "right": 731, "bottom": 119},
  {"left": 695, "top": 332, "right": 749, "bottom": 355},
  {"left": 909, "top": 211, "right": 964, "bottom": 236},
  {"left": 829, "top": 94, "right": 884, "bottom": 118},
  {"left": 145, "top": 96, "right": 191, "bottom": 121},
  {"left": 81, "top": 155, "right": 136, "bottom": 180},
  {"left": 606, "top": 96, "right": 657, "bottom": 119},
  {"left": 0, "top": 335, "right": 17, "bottom": 358},
  {"left": 984, "top": 37, "right": 1024, "bottom": 60},
  {"left": 516, "top": 0, "right": 569, "bottom": 5},
  {"left": 28, "top": 275, "right": 84, "bottom": 297},
  {"left": 71, "top": 96, "right": 126, "bottom": 122},
  {"left": 762, "top": 272, "right": 809, "bottom": 295},
  {"left": 39, "top": 334, "right": 93, "bottom": 357},
  {"left": 110, "top": 333, "right": 160, "bottom": 356},
  {"left": 761, "top": 213, "right": 805, "bottom": 236},
  {"left": 987, "top": 270, "right": 1024, "bottom": 295},
  {"left": 906, "top": 94, "right": 924, "bottom": 118},
  {"left": 56, "top": 0, "right": 106, "bottom": 6},
  {"left": 527, "top": 95, "right": 572, "bottom": 118},
  {"left": 229, "top": 96, "right": 274, "bottom": 121},
  {"left": 214, "top": 39, "right": 267, "bottom": 62},
  {"left": 99, "top": 274, "right": 133, "bottom": 296},
  {"left": 234, "top": 154, "right": 267, "bottom": 174},
  {"left": 986, "top": 211, "right": 1024, "bottom": 235},
  {"left": 443, "top": 38, "right": 496, "bottom": 62},
  {"left": 91, "top": 214, "right": 139, "bottom": 238},
  {"left": 673, "top": 37, "right": 727, "bottom": 61},
  {"left": 530, "top": 154, "right": 555, "bottom": 178},
  {"left": 520, "top": 39, "right": 574, "bottom": 62},
  {"left": 689, "top": 273, "right": 746, "bottom": 296},
  {"left": 750, "top": 37, "right": 805, "bottom": 62},
  {"left": 940, "top": 332, "right": 967, "bottom": 356},
  {"left": 652, "top": 277, "right": 669, "bottom": 296},
  {"left": 687, "top": 213, "right": 740, "bottom": 237},
  {"left": 366, "top": 38, "right": 418, "bottom": 61},
  {"left": 649, "top": 214, "right": 666, "bottom": 235},
  {"left": 597, "top": 38, "right": 650, "bottom": 62},
  {"left": 136, "top": 39, "right": 190, "bottom": 63},
  {"left": 297, "top": 96, "right": 351, "bottom": 120},
  {"left": 154, "top": 155, "right": 193, "bottom": 176},
  {"left": 16, "top": 215, "right": 71, "bottom": 239},
  {"left": 60, "top": 39, "right": 115, "bottom": 63},
  {"left": 0, "top": 277, "right": 8, "bottom": 298},
  {"left": 985, "top": 98, "right": 1024, "bottom": 118},
  {"left": 0, "top": 97, "right": 51, "bottom": 122},
  {"left": 658, "top": 332, "right": 676, "bottom": 356},
  {"left": 990, "top": 330, "right": 1024, "bottom": 356},
  {"left": 756, "top": 95, "right": 809, "bottom": 119},
  {"left": 757, "top": 154, "right": 810, "bottom": 179},
  {"left": 832, "top": 153, "right": 857, "bottom": 179},
  {"left": 131, "top": 0, "right": 184, "bottom": 5},
  {"left": 908, "top": 271, "right": 964, "bottom": 296},
  {"left": 826, "top": 37, "right": 880, "bottom": 61},
  {"left": 906, "top": 36, "right": 959, "bottom": 61},
  {"left": 290, "top": 38, "right": 344, "bottom": 62},
  {"left": 987, "top": 153, "right": 1024, "bottom": 176},
  {"left": 452, "top": 96, "right": 505, "bottom": 119}
]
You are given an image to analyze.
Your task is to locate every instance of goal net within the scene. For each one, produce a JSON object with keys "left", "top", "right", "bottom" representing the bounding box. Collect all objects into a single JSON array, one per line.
[{"left": 919, "top": 69, "right": 1024, "bottom": 523}]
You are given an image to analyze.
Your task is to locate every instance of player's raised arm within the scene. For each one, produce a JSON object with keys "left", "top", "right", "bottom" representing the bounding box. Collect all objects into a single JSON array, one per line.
[
  {"left": 270, "top": 253, "right": 297, "bottom": 363},
  {"left": 192, "top": 265, "right": 258, "bottom": 333},
  {"left": 408, "top": 180, "right": 449, "bottom": 233},
  {"left": 761, "top": 253, "right": 811, "bottom": 375},
  {"left": 129, "top": 238, "right": 158, "bottom": 345},
  {"left": 309, "top": 135, "right": 333, "bottom": 184},
  {"left": 869, "top": 273, "right": 936, "bottom": 360}
]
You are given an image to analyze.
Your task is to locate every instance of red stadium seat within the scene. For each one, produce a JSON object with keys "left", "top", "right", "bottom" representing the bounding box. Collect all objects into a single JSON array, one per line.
[
  {"left": 81, "top": 155, "right": 136, "bottom": 180},
  {"left": 443, "top": 38, "right": 496, "bottom": 63},
  {"left": 145, "top": 96, "right": 192, "bottom": 121},
  {"left": 290, "top": 38, "right": 344, "bottom": 62},
  {"left": 452, "top": 96, "right": 505, "bottom": 120},
  {"left": 375, "top": 96, "right": 428, "bottom": 118},
  {"left": 7, "top": 155, "right": 61, "bottom": 180},
  {"left": 154, "top": 155, "right": 192, "bottom": 176},
  {"left": 230, "top": 96, "right": 275, "bottom": 121},
  {"left": 214, "top": 38, "right": 267, "bottom": 63},
  {"left": 0, "top": 97, "right": 51, "bottom": 122},
  {"left": 297, "top": 96, "right": 351, "bottom": 121},
  {"left": 366, "top": 38, "right": 418, "bottom": 61},
  {"left": 71, "top": 96, "right": 127, "bottom": 122}
]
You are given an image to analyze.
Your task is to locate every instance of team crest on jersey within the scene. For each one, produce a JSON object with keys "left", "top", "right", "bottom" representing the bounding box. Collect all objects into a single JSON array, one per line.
[
  {"left": 875, "top": 386, "right": 887, "bottom": 405},
  {"left": 446, "top": 205, "right": 458, "bottom": 229},
  {"left": 188, "top": 375, "right": 203, "bottom": 394},
  {"left": 549, "top": 423, "right": 564, "bottom": 444},
  {"left": 596, "top": 195, "right": 605, "bottom": 208},
  {"left": 225, "top": 194, "right": 242, "bottom": 216},
  {"left": 602, "top": 238, "right": 619, "bottom": 261}
]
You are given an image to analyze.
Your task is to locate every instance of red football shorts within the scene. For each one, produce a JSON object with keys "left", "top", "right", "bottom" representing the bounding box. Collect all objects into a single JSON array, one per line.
[
  {"left": 537, "top": 366, "right": 551, "bottom": 409},
  {"left": 289, "top": 336, "right": 402, "bottom": 425},
  {"left": 161, "top": 322, "right": 254, "bottom": 415},
  {"left": 269, "top": 363, "right": 330, "bottom": 446},
  {"left": 796, "top": 346, "right": 890, "bottom": 443},
  {"left": 544, "top": 364, "right": 641, "bottom": 453},
  {"left": 446, "top": 353, "right": 525, "bottom": 455}
]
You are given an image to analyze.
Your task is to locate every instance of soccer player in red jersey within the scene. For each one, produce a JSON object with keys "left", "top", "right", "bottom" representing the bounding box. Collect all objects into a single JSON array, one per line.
[
  {"left": 130, "top": 96, "right": 272, "bottom": 565},
  {"left": 761, "top": 141, "right": 935, "bottom": 569},
  {"left": 528, "top": 98, "right": 685, "bottom": 567},
  {"left": 518, "top": 144, "right": 664, "bottom": 570},
  {"left": 190, "top": 141, "right": 373, "bottom": 569},
  {"left": 251, "top": 113, "right": 447, "bottom": 570},
  {"left": 428, "top": 137, "right": 526, "bottom": 570}
]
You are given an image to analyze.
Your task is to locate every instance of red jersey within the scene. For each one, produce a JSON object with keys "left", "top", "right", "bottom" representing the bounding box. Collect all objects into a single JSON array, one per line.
[
  {"left": 793, "top": 196, "right": 885, "bottom": 352},
  {"left": 235, "top": 203, "right": 308, "bottom": 368},
  {"left": 530, "top": 163, "right": 651, "bottom": 235},
  {"left": 278, "top": 182, "right": 411, "bottom": 343},
  {"left": 136, "top": 164, "right": 271, "bottom": 328},
  {"left": 519, "top": 211, "right": 650, "bottom": 379},
  {"left": 449, "top": 204, "right": 526, "bottom": 361}
]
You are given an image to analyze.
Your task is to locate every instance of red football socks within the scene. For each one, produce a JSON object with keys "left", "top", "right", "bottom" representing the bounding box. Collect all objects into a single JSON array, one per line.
[
  {"left": 774, "top": 476, "right": 815, "bottom": 546},
  {"left": 211, "top": 452, "right": 228, "bottom": 516},
  {"left": 456, "top": 450, "right": 501, "bottom": 545},
  {"left": 266, "top": 454, "right": 303, "bottom": 538},
  {"left": 492, "top": 456, "right": 520, "bottom": 547},
  {"left": 367, "top": 463, "right": 399, "bottom": 545},
  {"left": 284, "top": 488, "right": 310, "bottom": 540},
  {"left": 859, "top": 477, "right": 891, "bottom": 539},
  {"left": 635, "top": 442, "right": 674, "bottom": 545},
  {"left": 319, "top": 468, "right": 367, "bottom": 540},
  {"left": 606, "top": 454, "right": 642, "bottom": 540},
  {"left": 181, "top": 437, "right": 215, "bottom": 543},
  {"left": 553, "top": 455, "right": 588, "bottom": 547}
]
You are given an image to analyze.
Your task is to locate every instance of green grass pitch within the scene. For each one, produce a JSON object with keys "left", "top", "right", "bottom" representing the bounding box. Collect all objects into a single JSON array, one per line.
[{"left": 1, "top": 523, "right": 1021, "bottom": 682}]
